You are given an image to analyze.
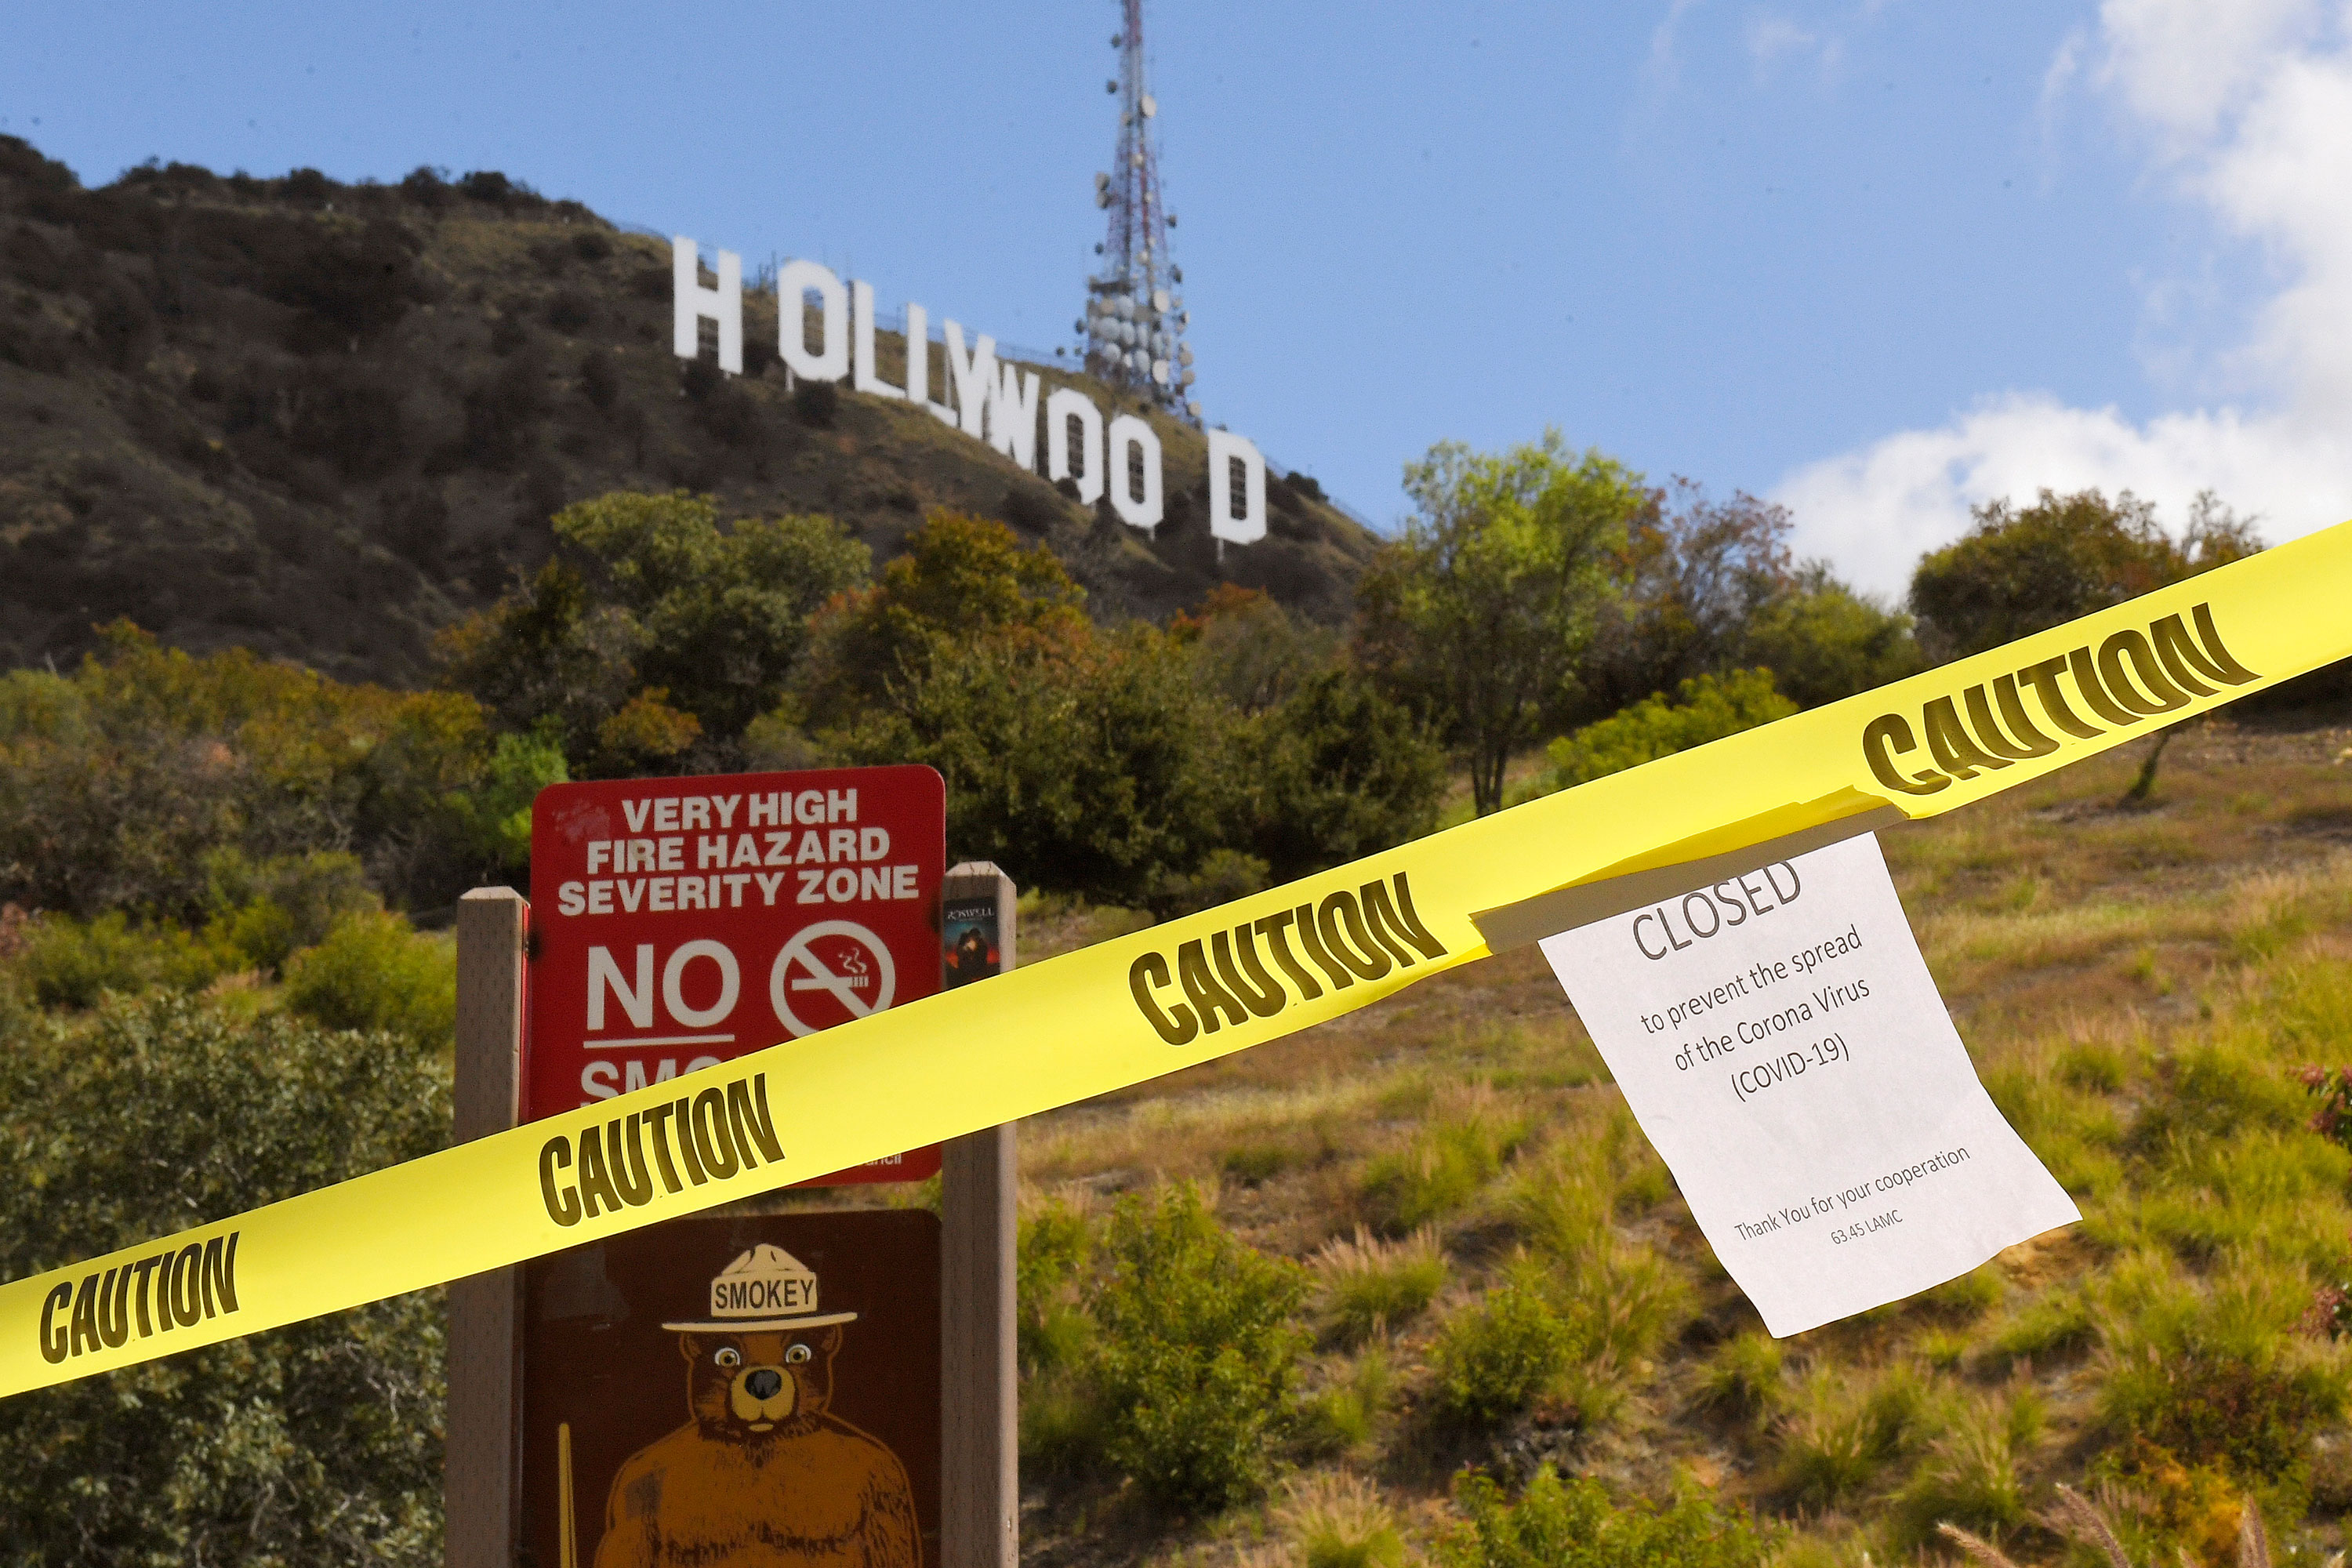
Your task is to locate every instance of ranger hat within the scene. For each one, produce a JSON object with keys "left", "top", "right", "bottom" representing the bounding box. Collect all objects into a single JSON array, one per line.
[{"left": 662, "top": 1243, "right": 859, "bottom": 1333}]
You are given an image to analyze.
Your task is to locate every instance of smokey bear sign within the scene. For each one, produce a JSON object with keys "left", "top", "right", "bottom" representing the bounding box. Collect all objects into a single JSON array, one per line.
[
  {"left": 521, "top": 1213, "right": 940, "bottom": 1568},
  {"left": 528, "top": 766, "right": 946, "bottom": 1184}
]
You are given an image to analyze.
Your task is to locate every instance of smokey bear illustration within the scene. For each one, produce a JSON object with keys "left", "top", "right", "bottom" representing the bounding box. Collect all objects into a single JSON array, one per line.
[{"left": 591, "top": 1245, "right": 920, "bottom": 1568}]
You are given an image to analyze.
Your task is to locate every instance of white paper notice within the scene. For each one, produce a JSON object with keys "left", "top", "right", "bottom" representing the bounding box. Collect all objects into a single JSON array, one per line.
[{"left": 1538, "top": 834, "right": 2078, "bottom": 1336}]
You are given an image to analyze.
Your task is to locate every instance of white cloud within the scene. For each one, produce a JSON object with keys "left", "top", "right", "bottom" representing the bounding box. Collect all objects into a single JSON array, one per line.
[
  {"left": 1744, "top": 9, "right": 1847, "bottom": 83},
  {"left": 1646, "top": 0, "right": 1706, "bottom": 91},
  {"left": 1748, "top": 14, "right": 1820, "bottom": 67},
  {"left": 1777, "top": 394, "right": 2352, "bottom": 593},
  {"left": 1777, "top": 0, "right": 2352, "bottom": 597}
]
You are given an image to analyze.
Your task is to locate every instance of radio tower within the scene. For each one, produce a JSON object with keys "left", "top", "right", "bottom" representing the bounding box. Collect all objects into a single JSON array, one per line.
[{"left": 1076, "top": 0, "right": 1197, "bottom": 419}]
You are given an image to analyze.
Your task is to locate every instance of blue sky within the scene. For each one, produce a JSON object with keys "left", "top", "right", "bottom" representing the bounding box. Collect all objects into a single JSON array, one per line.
[{"left": 8, "top": 2, "right": 2347, "bottom": 594}]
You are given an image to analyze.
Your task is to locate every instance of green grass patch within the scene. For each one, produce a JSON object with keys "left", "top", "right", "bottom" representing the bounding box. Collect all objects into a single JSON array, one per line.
[
  {"left": 1312, "top": 1225, "right": 1447, "bottom": 1346},
  {"left": 1359, "top": 1102, "right": 1530, "bottom": 1232}
]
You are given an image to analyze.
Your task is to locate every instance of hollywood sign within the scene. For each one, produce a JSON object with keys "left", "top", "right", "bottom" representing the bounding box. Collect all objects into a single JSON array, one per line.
[{"left": 673, "top": 238, "right": 1266, "bottom": 545}]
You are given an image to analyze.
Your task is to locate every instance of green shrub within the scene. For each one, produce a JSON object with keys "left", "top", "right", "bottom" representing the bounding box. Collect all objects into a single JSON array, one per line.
[
  {"left": 1018, "top": 1363, "right": 1109, "bottom": 1479},
  {"left": 9, "top": 852, "right": 389, "bottom": 1009},
  {"left": 1012, "top": 1207, "right": 1108, "bottom": 1472},
  {"left": 1889, "top": 1395, "right": 2034, "bottom": 1552},
  {"left": 1312, "top": 1225, "right": 1447, "bottom": 1345},
  {"left": 1507, "top": 1148, "right": 1613, "bottom": 1261},
  {"left": 1541, "top": 669, "right": 1796, "bottom": 793},
  {"left": 212, "top": 895, "right": 299, "bottom": 973},
  {"left": 1430, "top": 1125, "right": 1691, "bottom": 1430},
  {"left": 1773, "top": 1364, "right": 1951, "bottom": 1508},
  {"left": 1143, "top": 846, "right": 1269, "bottom": 918},
  {"left": 1508, "top": 1134, "right": 1692, "bottom": 1384},
  {"left": 1220, "top": 1141, "right": 1296, "bottom": 1187},
  {"left": 437, "top": 724, "right": 568, "bottom": 877},
  {"left": 1697, "top": 1332, "right": 1786, "bottom": 1423},
  {"left": 1015, "top": 1200, "right": 1092, "bottom": 1375},
  {"left": 0, "top": 626, "right": 521, "bottom": 918},
  {"left": 1089, "top": 1182, "right": 1308, "bottom": 1511},
  {"left": 2118, "top": 1129, "right": 2351, "bottom": 1270},
  {"left": 1919, "top": 1263, "right": 2004, "bottom": 1319},
  {"left": 1908, "top": 487, "right": 2254, "bottom": 659},
  {"left": 1301, "top": 1346, "right": 1393, "bottom": 1456},
  {"left": 1279, "top": 1472, "right": 1407, "bottom": 1568},
  {"left": 201, "top": 849, "right": 381, "bottom": 971},
  {"left": 1360, "top": 1106, "right": 1529, "bottom": 1232},
  {"left": 1247, "top": 668, "right": 1447, "bottom": 883},
  {"left": 0, "top": 991, "right": 448, "bottom": 1566},
  {"left": 444, "top": 492, "right": 872, "bottom": 759},
  {"left": 829, "top": 617, "right": 1247, "bottom": 910},
  {"left": 1432, "top": 1259, "right": 1575, "bottom": 1423},
  {"left": 1507, "top": 1112, "right": 1670, "bottom": 1259},
  {"left": 282, "top": 910, "right": 456, "bottom": 1050},
  {"left": 1564, "top": 1242, "right": 1691, "bottom": 1381},
  {"left": 1437, "top": 1466, "right": 1773, "bottom": 1568},
  {"left": 2057, "top": 1040, "right": 2128, "bottom": 1093},
  {"left": 1918, "top": 1330, "right": 1969, "bottom": 1372},
  {"left": 13, "top": 909, "right": 238, "bottom": 1007},
  {"left": 2128, "top": 1042, "right": 2307, "bottom": 1150},
  {"left": 1985, "top": 1288, "right": 2098, "bottom": 1373},
  {"left": 1773, "top": 1398, "right": 1880, "bottom": 1508},
  {"left": 2099, "top": 1340, "right": 2343, "bottom": 1489},
  {"left": 16, "top": 910, "right": 157, "bottom": 1006}
]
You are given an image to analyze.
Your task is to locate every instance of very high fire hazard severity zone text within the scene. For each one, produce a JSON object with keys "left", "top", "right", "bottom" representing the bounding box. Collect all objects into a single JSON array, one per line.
[{"left": 528, "top": 766, "right": 947, "bottom": 1183}]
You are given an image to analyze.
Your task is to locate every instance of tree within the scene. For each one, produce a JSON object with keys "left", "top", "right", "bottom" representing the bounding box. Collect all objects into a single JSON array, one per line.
[
  {"left": 0, "top": 624, "right": 525, "bottom": 917},
  {"left": 1358, "top": 433, "right": 1648, "bottom": 815},
  {"left": 826, "top": 622, "right": 1242, "bottom": 909},
  {"left": 794, "top": 510, "right": 1089, "bottom": 727},
  {"left": 1175, "top": 584, "right": 1338, "bottom": 715},
  {"left": 1248, "top": 670, "right": 1447, "bottom": 882},
  {"left": 802, "top": 573, "right": 1439, "bottom": 908},
  {"left": 560, "top": 492, "right": 869, "bottom": 737},
  {"left": 1575, "top": 482, "right": 1920, "bottom": 714},
  {"left": 0, "top": 993, "right": 448, "bottom": 1566},
  {"left": 437, "top": 491, "right": 869, "bottom": 771},
  {"left": 433, "top": 560, "right": 642, "bottom": 767},
  {"left": 1911, "top": 488, "right": 2262, "bottom": 801},
  {"left": 1739, "top": 563, "right": 1922, "bottom": 708},
  {"left": 1909, "top": 488, "right": 2260, "bottom": 660},
  {"left": 1584, "top": 481, "right": 1794, "bottom": 713}
]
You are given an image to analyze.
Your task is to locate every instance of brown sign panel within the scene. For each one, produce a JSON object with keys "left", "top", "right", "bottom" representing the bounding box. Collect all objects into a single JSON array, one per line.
[{"left": 521, "top": 1212, "right": 942, "bottom": 1568}]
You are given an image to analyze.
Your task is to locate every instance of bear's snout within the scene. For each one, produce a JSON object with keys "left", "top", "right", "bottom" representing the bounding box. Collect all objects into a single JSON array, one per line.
[{"left": 729, "top": 1363, "right": 797, "bottom": 1427}]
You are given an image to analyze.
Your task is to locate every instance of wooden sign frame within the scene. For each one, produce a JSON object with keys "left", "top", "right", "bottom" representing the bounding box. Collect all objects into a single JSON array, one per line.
[{"left": 448, "top": 864, "right": 1018, "bottom": 1568}]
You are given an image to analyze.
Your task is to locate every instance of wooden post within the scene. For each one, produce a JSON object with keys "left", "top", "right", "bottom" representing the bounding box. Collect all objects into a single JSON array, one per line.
[
  {"left": 939, "top": 863, "right": 1018, "bottom": 1568},
  {"left": 448, "top": 887, "right": 529, "bottom": 1568}
]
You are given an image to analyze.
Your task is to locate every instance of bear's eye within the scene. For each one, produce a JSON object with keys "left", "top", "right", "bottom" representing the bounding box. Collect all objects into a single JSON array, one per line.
[
  {"left": 785, "top": 1343, "right": 812, "bottom": 1364},
  {"left": 713, "top": 1347, "right": 742, "bottom": 1368}
]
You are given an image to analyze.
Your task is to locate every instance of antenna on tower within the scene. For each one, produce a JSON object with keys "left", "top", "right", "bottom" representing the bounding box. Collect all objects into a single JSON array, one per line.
[{"left": 1076, "top": 0, "right": 1200, "bottom": 422}]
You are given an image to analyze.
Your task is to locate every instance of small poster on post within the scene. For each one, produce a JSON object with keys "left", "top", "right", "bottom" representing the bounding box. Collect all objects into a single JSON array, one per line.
[
  {"left": 1537, "top": 833, "right": 2078, "bottom": 1336},
  {"left": 940, "top": 896, "right": 1002, "bottom": 989}
]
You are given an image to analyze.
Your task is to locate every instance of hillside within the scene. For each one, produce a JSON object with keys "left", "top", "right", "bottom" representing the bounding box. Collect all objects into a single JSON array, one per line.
[
  {"left": 981, "top": 716, "right": 2352, "bottom": 1566},
  {"left": 0, "top": 138, "right": 1378, "bottom": 684}
]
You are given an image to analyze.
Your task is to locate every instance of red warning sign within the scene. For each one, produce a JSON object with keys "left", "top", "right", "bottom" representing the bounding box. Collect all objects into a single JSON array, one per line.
[{"left": 525, "top": 765, "right": 946, "bottom": 1183}]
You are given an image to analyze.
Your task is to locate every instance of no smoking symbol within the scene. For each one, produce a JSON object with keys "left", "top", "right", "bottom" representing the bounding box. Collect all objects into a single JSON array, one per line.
[{"left": 768, "top": 921, "right": 898, "bottom": 1038}]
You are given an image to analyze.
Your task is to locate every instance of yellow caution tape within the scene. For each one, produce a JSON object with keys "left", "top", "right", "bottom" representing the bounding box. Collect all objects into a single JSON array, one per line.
[{"left": 7, "top": 523, "right": 2351, "bottom": 1397}]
